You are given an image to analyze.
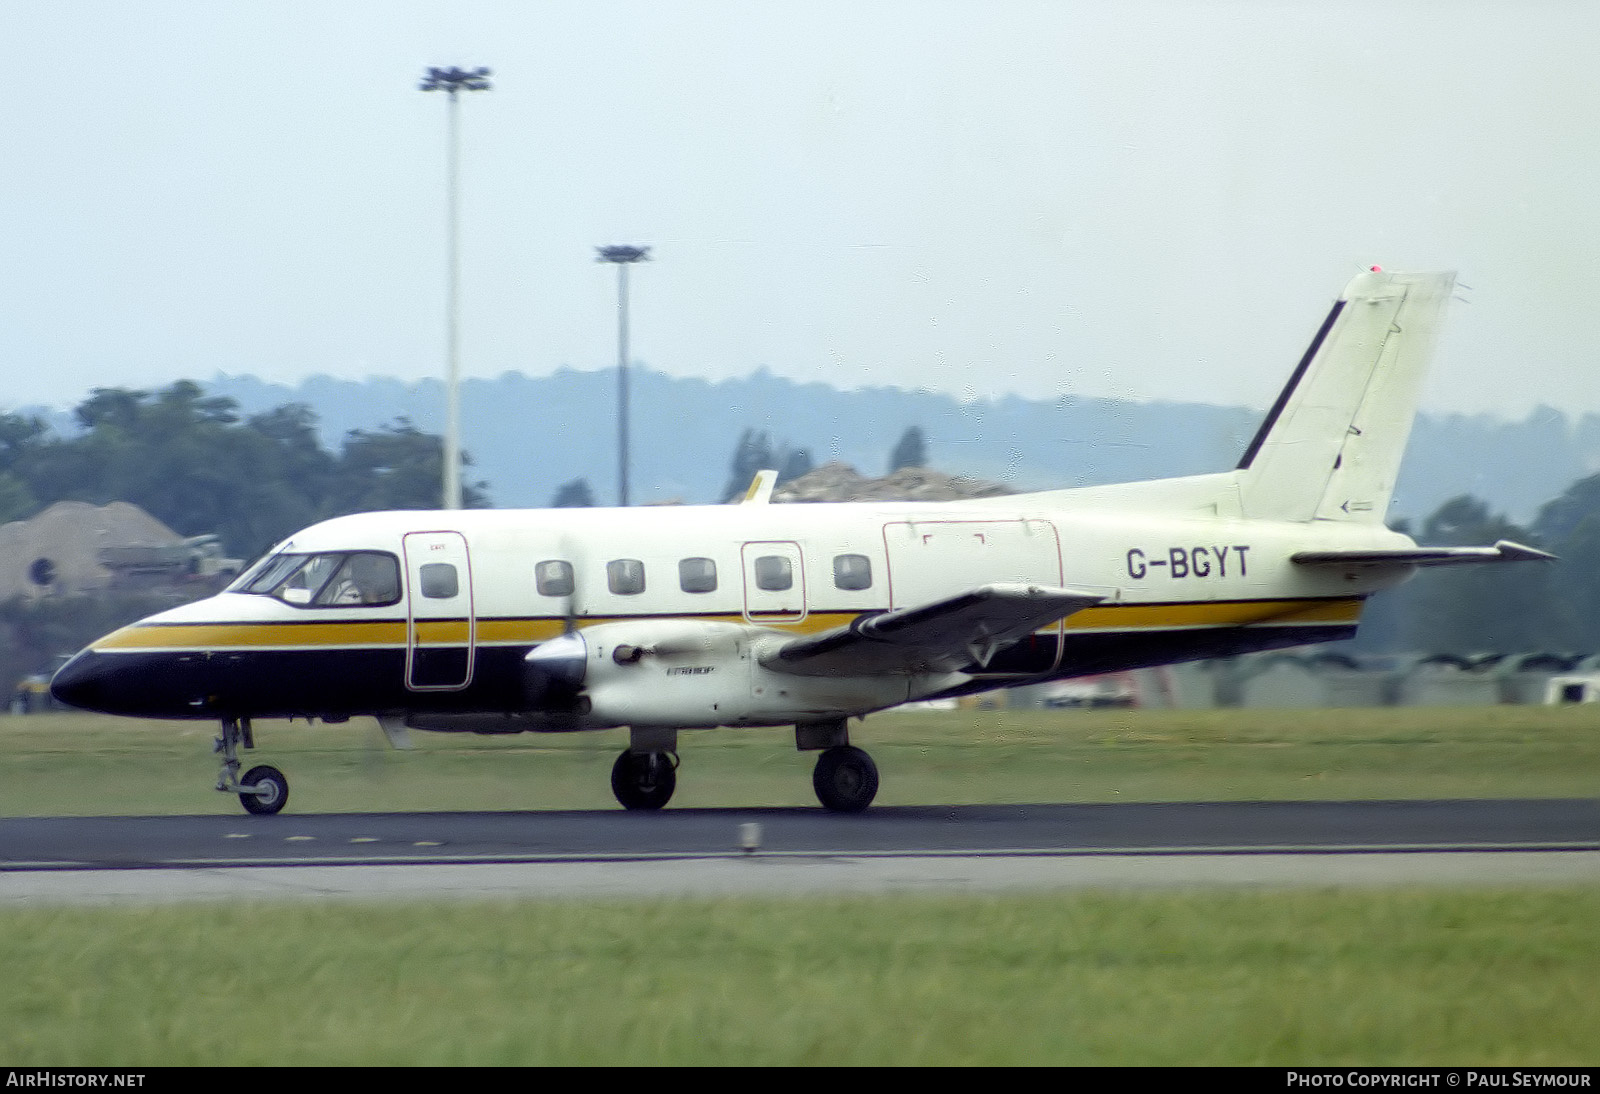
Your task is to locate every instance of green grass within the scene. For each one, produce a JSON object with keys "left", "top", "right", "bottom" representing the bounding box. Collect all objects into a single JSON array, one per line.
[
  {"left": 1, "top": 889, "right": 1597, "bottom": 1065},
  {"left": 5, "top": 706, "right": 1597, "bottom": 1065},
  {"left": 3, "top": 704, "right": 1599, "bottom": 815}
]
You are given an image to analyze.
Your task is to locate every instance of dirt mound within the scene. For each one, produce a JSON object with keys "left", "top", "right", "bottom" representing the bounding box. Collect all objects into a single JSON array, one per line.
[{"left": 771, "top": 461, "right": 1014, "bottom": 503}]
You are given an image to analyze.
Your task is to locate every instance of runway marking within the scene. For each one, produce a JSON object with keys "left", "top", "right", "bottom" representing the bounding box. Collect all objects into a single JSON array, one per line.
[{"left": 285, "top": 836, "right": 316, "bottom": 842}]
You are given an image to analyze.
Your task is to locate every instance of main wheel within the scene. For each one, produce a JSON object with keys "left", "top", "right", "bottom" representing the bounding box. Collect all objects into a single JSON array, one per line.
[
  {"left": 611, "top": 750, "right": 677, "bottom": 811},
  {"left": 812, "top": 745, "right": 879, "bottom": 813},
  {"left": 239, "top": 764, "right": 289, "bottom": 816}
]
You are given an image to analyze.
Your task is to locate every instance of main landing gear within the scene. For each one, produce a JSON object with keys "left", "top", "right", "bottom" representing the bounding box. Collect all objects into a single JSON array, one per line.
[
  {"left": 215, "top": 716, "right": 289, "bottom": 816},
  {"left": 611, "top": 749, "right": 678, "bottom": 811},
  {"left": 800, "top": 720, "right": 880, "bottom": 813},
  {"left": 608, "top": 722, "right": 882, "bottom": 813},
  {"left": 812, "top": 745, "right": 879, "bottom": 813}
]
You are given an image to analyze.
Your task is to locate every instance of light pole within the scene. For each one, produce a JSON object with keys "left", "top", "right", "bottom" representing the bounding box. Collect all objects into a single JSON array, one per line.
[
  {"left": 596, "top": 245, "right": 650, "bottom": 507},
  {"left": 420, "top": 65, "right": 492, "bottom": 510}
]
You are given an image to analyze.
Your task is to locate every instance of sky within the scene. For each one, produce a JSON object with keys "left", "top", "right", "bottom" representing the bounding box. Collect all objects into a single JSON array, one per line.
[{"left": 4, "top": 1, "right": 1599, "bottom": 419}]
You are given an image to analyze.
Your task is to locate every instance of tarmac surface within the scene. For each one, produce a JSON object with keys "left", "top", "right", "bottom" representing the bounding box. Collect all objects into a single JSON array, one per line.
[{"left": 3, "top": 799, "right": 1598, "bottom": 905}]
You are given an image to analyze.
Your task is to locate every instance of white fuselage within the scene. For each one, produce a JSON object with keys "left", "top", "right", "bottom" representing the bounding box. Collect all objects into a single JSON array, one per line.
[{"left": 58, "top": 475, "right": 1412, "bottom": 729}]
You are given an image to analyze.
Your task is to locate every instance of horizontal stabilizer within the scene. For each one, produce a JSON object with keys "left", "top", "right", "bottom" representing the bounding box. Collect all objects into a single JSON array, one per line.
[
  {"left": 764, "top": 583, "right": 1104, "bottom": 677},
  {"left": 1291, "top": 539, "right": 1555, "bottom": 568}
]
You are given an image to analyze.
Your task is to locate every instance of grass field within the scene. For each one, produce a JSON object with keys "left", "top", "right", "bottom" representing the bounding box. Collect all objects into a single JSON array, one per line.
[
  {"left": 2, "top": 705, "right": 1597, "bottom": 1065},
  {"left": 3, "top": 703, "right": 1600, "bottom": 815},
  {"left": 2, "top": 890, "right": 1597, "bottom": 1065}
]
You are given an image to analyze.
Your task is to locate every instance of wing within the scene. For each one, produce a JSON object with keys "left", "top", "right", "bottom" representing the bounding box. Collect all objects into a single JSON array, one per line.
[
  {"left": 1291, "top": 539, "right": 1555, "bottom": 569},
  {"left": 762, "top": 583, "right": 1105, "bottom": 677}
]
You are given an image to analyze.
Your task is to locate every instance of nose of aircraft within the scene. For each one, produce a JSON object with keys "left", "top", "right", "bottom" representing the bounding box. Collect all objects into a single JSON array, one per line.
[
  {"left": 50, "top": 649, "right": 114, "bottom": 713},
  {"left": 52, "top": 646, "right": 190, "bottom": 717}
]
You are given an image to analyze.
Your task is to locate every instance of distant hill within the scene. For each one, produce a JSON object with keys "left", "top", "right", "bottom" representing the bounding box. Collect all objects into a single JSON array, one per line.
[{"left": 155, "top": 368, "right": 1600, "bottom": 524}]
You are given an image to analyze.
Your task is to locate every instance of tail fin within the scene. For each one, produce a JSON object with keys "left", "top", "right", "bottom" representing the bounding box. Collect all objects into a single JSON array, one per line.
[{"left": 1236, "top": 269, "right": 1455, "bottom": 523}]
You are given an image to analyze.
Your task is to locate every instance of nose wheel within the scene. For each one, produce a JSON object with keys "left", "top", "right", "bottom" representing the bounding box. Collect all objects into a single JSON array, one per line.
[
  {"left": 239, "top": 765, "right": 289, "bottom": 815},
  {"left": 215, "top": 717, "right": 290, "bottom": 815}
]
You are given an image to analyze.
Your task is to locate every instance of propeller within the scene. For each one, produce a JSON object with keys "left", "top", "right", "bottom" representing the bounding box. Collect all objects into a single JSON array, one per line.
[
  {"left": 522, "top": 535, "right": 591, "bottom": 720},
  {"left": 524, "top": 630, "right": 587, "bottom": 711}
]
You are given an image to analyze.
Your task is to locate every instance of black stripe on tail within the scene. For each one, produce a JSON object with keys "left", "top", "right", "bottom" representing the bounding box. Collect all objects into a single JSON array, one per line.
[{"left": 1235, "top": 299, "right": 1347, "bottom": 471}]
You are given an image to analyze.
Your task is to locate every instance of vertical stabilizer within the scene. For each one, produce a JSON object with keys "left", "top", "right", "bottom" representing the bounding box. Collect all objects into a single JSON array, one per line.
[{"left": 1236, "top": 269, "right": 1455, "bottom": 523}]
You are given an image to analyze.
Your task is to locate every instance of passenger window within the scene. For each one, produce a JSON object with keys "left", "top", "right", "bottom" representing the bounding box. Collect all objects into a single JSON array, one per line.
[
  {"left": 753, "top": 555, "right": 792, "bottom": 591},
  {"left": 536, "top": 560, "right": 574, "bottom": 598},
  {"left": 607, "top": 559, "right": 646, "bottom": 595},
  {"left": 833, "top": 553, "right": 872, "bottom": 591},
  {"left": 679, "top": 557, "right": 717, "bottom": 593},
  {"left": 420, "top": 562, "right": 459, "bottom": 599}
]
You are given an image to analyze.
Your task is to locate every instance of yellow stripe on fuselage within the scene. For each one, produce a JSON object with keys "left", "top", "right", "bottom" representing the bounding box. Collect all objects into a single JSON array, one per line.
[
  {"left": 96, "top": 620, "right": 408, "bottom": 650},
  {"left": 91, "top": 598, "right": 1361, "bottom": 654},
  {"left": 1066, "top": 597, "right": 1362, "bottom": 630}
]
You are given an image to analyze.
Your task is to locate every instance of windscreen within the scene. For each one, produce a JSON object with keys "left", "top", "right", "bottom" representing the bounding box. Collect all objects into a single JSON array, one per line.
[{"left": 228, "top": 551, "right": 401, "bottom": 607}]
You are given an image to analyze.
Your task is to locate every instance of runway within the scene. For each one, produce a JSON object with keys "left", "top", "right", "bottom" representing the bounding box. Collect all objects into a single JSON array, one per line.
[{"left": 3, "top": 800, "right": 1598, "bottom": 904}]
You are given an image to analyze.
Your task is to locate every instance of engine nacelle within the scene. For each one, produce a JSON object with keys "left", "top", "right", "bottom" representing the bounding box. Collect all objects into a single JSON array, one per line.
[{"left": 531, "top": 618, "right": 941, "bottom": 729}]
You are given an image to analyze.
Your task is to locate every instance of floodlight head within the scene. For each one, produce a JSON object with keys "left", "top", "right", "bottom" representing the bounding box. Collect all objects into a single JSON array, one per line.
[
  {"left": 596, "top": 245, "right": 651, "bottom": 264},
  {"left": 420, "top": 66, "right": 494, "bottom": 93}
]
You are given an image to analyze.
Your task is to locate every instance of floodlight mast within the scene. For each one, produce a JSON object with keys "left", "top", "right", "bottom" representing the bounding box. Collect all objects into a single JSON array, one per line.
[
  {"left": 419, "top": 66, "right": 492, "bottom": 510},
  {"left": 596, "top": 245, "right": 651, "bottom": 507}
]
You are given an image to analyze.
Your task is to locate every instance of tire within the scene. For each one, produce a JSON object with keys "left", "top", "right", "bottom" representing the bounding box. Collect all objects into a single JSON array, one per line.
[
  {"left": 240, "top": 765, "right": 289, "bottom": 816},
  {"left": 611, "top": 750, "right": 676, "bottom": 811},
  {"left": 812, "top": 745, "right": 879, "bottom": 813}
]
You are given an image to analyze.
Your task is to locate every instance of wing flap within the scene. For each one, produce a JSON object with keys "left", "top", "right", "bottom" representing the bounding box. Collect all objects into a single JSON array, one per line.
[
  {"left": 1291, "top": 539, "right": 1555, "bottom": 568},
  {"left": 764, "top": 583, "right": 1105, "bottom": 677}
]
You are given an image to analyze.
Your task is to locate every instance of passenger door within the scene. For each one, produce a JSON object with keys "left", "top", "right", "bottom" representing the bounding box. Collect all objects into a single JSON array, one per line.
[
  {"left": 403, "top": 531, "right": 475, "bottom": 690},
  {"left": 740, "top": 541, "right": 807, "bottom": 625}
]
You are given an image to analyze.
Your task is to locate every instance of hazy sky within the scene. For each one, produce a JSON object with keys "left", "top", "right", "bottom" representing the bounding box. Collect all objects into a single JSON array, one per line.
[{"left": 5, "top": 1, "right": 1598, "bottom": 418}]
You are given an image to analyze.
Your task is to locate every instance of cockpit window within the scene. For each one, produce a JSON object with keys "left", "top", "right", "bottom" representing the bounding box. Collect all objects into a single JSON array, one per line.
[
  {"left": 237, "top": 553, "right": 304, "bottom": 595},
  {"left": 318, "top": 553, "right": 402, "bottom": 605},
  {"left": 279, "top": 554, "right": 344, "bottom": 604},
  {"left": 231, "top": 551, "right": 401, "bottom": 608}
]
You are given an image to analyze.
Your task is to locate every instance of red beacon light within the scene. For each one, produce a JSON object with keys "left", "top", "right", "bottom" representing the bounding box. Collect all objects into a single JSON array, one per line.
[{"left": 1370, "top": 265, "right": 1384, "bottom": 272}]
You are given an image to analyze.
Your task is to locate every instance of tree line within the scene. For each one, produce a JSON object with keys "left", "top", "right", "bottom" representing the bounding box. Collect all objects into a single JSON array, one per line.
[
  {"left": 1356, "top": 481, "right": 1600, "bottom": 656},
  {"left": 0, "top": 381, "right": 487, "bottom": 561},
  {"left": 5, "top": 382, "right": 1598, "bottom": 657}
]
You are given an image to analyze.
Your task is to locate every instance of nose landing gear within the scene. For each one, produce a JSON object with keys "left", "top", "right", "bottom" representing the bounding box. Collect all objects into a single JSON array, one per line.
[
  {"left": 239, "top": 764, "right": 289, "bottom": 815},
  {"left": 215, "top": 717, "right": 289, "bottom": 815}
]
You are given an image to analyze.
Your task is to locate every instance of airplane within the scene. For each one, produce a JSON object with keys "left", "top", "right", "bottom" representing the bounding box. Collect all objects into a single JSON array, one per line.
[{"left": 50, "top": 267, "right": 1553, "bottom": 816}]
